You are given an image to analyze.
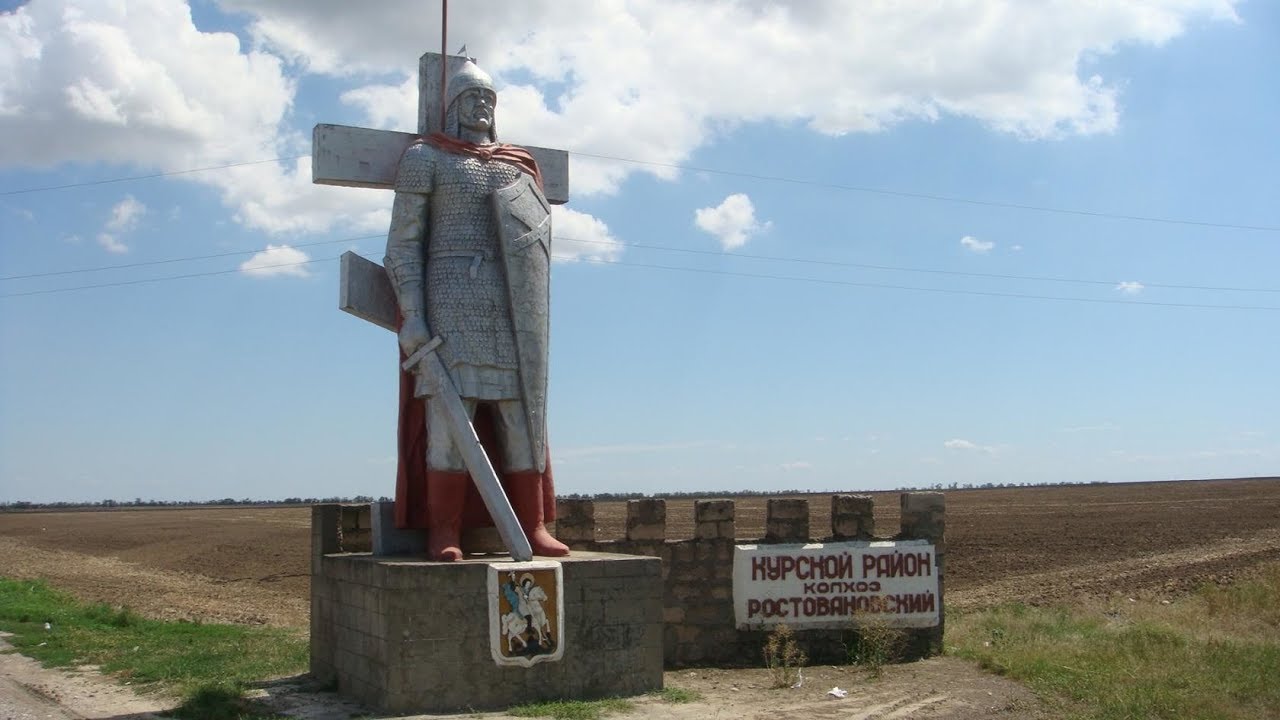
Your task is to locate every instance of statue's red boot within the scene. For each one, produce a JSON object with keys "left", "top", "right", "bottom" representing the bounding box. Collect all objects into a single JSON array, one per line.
[
  {"left": 506, "top": 471, "right": 569, "bottom": 557},
  {"left": 425, "top": 470, "right": 468, "bottom": 561}
]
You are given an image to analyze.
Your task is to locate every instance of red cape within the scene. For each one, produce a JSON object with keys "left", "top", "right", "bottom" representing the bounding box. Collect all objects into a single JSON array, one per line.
[{"left": 393, "top": 136, "right": 555, "bottom": 531}]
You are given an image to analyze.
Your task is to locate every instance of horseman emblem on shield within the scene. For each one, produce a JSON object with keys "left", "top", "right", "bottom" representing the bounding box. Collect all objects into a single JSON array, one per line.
[{"left": 488, "top": 561, "right": 564, "bottom": 666}]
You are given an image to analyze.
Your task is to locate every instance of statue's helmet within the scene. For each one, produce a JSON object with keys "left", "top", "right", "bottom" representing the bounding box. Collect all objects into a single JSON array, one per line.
[
  {"left": 446, "top": 61, "right": 495, "bottom": 109},
  {"left": 443, "top": 60, "right": 497, "bottom": 140}
]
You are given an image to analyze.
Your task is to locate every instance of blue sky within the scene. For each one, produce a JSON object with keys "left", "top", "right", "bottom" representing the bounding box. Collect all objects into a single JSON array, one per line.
[{"left": 1, "top": 0, "right": 1276, "bottom": 503}]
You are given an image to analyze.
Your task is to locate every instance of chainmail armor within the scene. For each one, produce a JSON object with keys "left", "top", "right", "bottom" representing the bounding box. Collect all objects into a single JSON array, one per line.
[{"left": 393, "top": 144, "right": 525, "bottom": 400}]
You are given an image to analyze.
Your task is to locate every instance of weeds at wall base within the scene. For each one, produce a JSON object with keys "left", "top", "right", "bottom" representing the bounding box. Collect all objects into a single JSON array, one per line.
[
  {"left": 845, "top": 615, "right": 908, "bottom": 677},
  {"left": 507, "top": 697, "right": 635, "bottom": 720},
  {"left": 763, "top": 624, "right": 807, "bottom": 688}
]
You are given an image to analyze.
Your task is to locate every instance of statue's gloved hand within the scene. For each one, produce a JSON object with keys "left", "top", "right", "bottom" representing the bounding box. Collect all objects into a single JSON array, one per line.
[{"left": 398, "top": 316, "right": 430, "bottom": 357}]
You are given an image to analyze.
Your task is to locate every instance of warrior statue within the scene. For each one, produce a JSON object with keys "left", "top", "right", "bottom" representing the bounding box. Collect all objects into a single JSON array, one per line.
[{"left": 384, "top": 60, "right": 568, "bottom": 561}]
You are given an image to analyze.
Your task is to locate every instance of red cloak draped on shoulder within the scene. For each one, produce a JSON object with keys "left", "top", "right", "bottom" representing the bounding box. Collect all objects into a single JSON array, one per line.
[{"left": 393, "top": 134, "right": 555, "bottom": 531}]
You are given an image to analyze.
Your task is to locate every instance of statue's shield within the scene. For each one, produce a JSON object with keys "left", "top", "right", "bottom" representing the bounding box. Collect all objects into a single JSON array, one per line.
[{"left": 492, "top": 173, "right": 551, "bottom": 472}]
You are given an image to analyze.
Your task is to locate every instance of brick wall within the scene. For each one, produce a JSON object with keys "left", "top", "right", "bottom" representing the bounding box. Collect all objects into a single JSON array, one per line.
[{"left": 555, "top": 492, "right": 945, "bottom": 667}]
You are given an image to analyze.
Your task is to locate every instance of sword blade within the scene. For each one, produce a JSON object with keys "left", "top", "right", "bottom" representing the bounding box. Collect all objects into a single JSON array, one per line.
[{"left": 403, "top": 339, "right": 533, "bottom": 562}]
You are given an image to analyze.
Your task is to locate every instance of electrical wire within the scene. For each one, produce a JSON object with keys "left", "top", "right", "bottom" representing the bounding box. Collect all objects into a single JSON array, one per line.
[
  {"left": 3, "top": 148, "right": 1276, "bottom": 232},
  {"left": 0, "top": 234, "right": 381, "bottom": 281},
  {"left": 568, "top": 151, "right": 1280, "bottom": 234},
  {"left": 562, "top": 237, "right": 1280, "bottom": 294},
  {"left": 9, "top": 249, "right": 1274, "bottom": 311},
  {"left": 6, "top": 234, "right": 1278, "bottom": 295},
  {"left": 0, "top": 256, "right": 340, "bottom": 298},
  {"left": 559, "top": 256, "right": 1280, "bottom": 312},
  {"left": 0, "top": 155, "right": 311, "bottom": 196}
]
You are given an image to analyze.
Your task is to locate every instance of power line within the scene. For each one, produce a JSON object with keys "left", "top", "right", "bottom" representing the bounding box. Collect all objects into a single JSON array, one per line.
[
  {"left": 3, "top": 148, "right": 1276, "bottom": 233},
  {"left": 0, "top": 155, "right": 311, "bottom": 196},
  {"left": 568, "top": 151, "right": 1280, "bottom": 233},
  {"left": 10, "top": 247, "right": 1275, "bottom": 311},
  {"left": 0, "top": 234, "right": 381, "bottom": 281},
  {"left": 564, "top": 237, "right": 1280, "bottom": 294},
  {"left": 7, "top": 234, "right": 1278, "bottom": 296},
  {"left": 0, "top": 256, "right": 340, "bottom": 298},
  {"left": 565, "top": 256, "right": 1280, "bottom": 312}
]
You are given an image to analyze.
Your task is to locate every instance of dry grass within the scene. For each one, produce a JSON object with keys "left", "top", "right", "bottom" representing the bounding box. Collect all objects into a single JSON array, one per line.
[
  {"left": 846, "top": 615, "right": 908, "bottom": 677},
  {"left": 762, "top": 624, "right": 807, "bottom": 689}
]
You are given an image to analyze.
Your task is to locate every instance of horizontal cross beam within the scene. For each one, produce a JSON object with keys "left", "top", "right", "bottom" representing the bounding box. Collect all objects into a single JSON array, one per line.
[{"left": 312, "top": 124, "right": 569, "bottom": 205}]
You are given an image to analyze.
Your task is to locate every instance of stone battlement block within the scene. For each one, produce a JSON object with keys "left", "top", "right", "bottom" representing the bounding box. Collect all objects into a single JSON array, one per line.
[
  {"left": 626, "top": 499, "right": 666, "bottom": 541},
  {"left": 556, "top": 498, "right": 596, "bottom": 543},
  {"left": 694, "top": 500, "right": 735, "bottom": 540},
  {"left": 765, "top": 499, "right": 809, "bottom": 543},
  {"left": 832, "top": 494, "right": 874, "bottom": 540}
]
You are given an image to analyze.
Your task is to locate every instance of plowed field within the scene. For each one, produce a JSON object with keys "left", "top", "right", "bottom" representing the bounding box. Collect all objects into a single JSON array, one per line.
[{"left": 1, "top": 477, "right": 1277, "bottom": 628}]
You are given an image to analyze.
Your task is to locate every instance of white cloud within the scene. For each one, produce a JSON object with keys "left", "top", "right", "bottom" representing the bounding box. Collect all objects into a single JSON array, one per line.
[
  {"left": 1116, "top": 281, "right": 1145, "bottom": 295},
  {"left": 780, "top": 461, "right": 813, "bottom": 471},
  {"left": 960, "top": 235, "right": 995, "bottom": 254},
  {"left": 1011, "top": 244, "right": 1024, "bottom": 252},
  {"left": 95, "top": 232, "right": 128, "bottom": 254},
  {"left": 0, "top": 0, "right": 1241, "bottom": 230},
  {"left": 239, "top": 244, "right": 312, "bottom": 277},
  {"left": 695, "top": 193, "right": 770, "bottom": 250},
  {"left": 106, "top": 195, "right": 145, "bottom": 232},
  {"left": 227, "top": 0, "right": 1236, "bottom": 195},
  {"left": 0, "top": 0, "right": 387, "bottom": 236},
  {"left": 92, "top": 195, "right": 146, "bottom": 253},
  {"left": 944, "top": 438, "right": 997, "bottom": 455},
  {"left": 551, "top": 206, "right": 623, "bottom": 263}
]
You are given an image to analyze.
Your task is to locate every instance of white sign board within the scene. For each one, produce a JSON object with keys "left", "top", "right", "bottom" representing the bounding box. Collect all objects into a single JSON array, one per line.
[{"left": 733, "top": 540, "right": 939, "bottom": 629}]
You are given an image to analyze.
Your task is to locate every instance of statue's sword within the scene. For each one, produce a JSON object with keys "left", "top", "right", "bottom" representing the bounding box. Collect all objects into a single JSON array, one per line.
[{"left": 401, "top": 336, "right": 534, "bottom": 562}]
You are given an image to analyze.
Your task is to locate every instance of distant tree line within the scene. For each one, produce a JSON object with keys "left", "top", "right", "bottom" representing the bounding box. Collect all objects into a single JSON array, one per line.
[
  {"left": 0, "top": 496, "right": 393, "bottom": 511},
  {"left": 0, "top": 478, "right": 1178, "bottom": 511}
]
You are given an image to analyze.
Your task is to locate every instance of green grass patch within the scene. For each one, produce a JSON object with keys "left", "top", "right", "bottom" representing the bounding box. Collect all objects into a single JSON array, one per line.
[
  {"left": 0, "top": 577, "right": 306, "bottom": 718},
  {"left": 508, "top": 697, "right": 635, "bottom": 720},
  {"left": 654, "top": 686, "right": 701, "bottom": 703},
  {"left": 948, "top": 565, "right": 1280, "bottom": 720}
]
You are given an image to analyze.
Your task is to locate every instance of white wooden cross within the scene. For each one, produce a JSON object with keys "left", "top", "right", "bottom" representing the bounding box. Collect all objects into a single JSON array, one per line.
[{"left": 312, "top": 52, "right": 570, "bottom": 329}]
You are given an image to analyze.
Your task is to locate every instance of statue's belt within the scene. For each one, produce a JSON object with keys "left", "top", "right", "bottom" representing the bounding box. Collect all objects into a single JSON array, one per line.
[{"left": 430, "top": 249, "right": 493, "bottom": 278}]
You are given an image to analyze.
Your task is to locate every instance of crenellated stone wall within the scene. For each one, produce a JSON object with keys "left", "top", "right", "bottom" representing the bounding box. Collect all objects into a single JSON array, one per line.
[
  {"left": 554, "top": 492, "right": 945, "bottom": 667},
  {"left": 320, "top": 492, "right": 945, "bottom": 669}
]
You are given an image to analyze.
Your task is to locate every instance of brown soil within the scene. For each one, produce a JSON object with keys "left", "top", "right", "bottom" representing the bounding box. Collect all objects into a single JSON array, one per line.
[
  {"left": 0, "top": 506, "right": 311, "bottom": 627},
  {"left": 0, "top": 477, "right": 1277, "bottom": 718}
]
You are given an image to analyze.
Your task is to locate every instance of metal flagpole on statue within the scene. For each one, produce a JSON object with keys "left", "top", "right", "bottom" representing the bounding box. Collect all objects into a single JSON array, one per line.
[{"left": 440, "top": 0, "right": 448, "bottom": 131}]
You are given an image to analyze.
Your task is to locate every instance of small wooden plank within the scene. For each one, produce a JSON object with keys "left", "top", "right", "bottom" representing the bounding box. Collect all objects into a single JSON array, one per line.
[
  {"left": 339, "top": 251, "right": 398, "bottom": 332},
  {"left": 418, "top": 52, "right": 474, "bottom": 136},
  {"left": 312, "top": 124, "right": 569, "bottom": 204},
  {"left": 530, "top": 147, "right": 569, "bottom": 206}
]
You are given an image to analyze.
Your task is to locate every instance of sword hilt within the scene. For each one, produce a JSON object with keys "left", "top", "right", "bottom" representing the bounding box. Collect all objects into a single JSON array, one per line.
[{"left": 401, "top": 336, "right": 444, "bottom": 371}]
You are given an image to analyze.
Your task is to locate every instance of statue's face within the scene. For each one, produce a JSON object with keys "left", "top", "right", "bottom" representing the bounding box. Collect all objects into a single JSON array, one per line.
[{"left": 456, "top": 87, "right": 497, "bottom": 133}]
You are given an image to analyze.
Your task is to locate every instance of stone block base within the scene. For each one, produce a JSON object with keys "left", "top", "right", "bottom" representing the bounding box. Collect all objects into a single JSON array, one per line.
[{"left": 310, "top": 551, "right": 664, "bottom": 714}]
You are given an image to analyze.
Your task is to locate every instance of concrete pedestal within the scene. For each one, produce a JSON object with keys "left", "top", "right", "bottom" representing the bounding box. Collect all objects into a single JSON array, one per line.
[{"left": 310, "top": 548, "right": 664, "bottom": 714}]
